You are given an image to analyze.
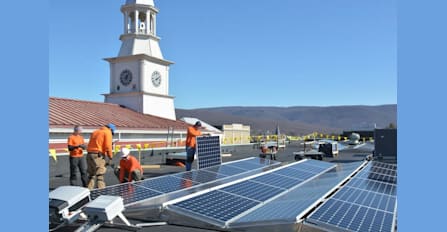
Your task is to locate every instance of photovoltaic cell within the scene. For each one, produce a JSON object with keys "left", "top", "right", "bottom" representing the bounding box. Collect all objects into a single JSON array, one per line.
[
  {"left": 292, "top": 163, "right": 328, "bottom": 174},
  {"left": 90, "top": 183, "right": 162, "bottom": 205},
  {"left": 307, "top": 161, "right": 397, "bottom": 232},
  {"left": 173, "top": 190, "right": 259, "bottom": 223},
  {"left": 304, "top": 159, "right": 337, "bottom": 170},
  {"left": 196, "top": 136, "right": 222, "bottom": 169},
  {"left": 172, "top": 169, "right": 226, "bottom": 183},
  {"left": 202, "top": 165, "right": 247, "bottom": 176},
  {"left": 135, "top": 175, "right": 200, "bottom": 193},
  {"left": 274, "top": 168, "right": 316, "bottom": 180},
  {"left": 219, "top": 180, "right": 284, "bottom": 202},
  {"left": 250, "top": 173, "right": 303, "bottom": 189},
  {"left": 345, "top": 178, "right": 397, "bottom": 195}
]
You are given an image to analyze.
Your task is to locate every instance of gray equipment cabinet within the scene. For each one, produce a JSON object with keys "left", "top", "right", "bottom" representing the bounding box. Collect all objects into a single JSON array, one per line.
[{"left": 374, "top": 128, "right": 397, "bottom": 163}]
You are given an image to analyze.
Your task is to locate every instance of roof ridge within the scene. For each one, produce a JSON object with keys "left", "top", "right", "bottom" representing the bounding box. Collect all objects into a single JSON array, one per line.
[{"left": 50, "top": 96, "right": 120, "bottom": 106}]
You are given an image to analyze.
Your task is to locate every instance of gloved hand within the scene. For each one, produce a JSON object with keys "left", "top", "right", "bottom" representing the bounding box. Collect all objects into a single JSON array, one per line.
[{"left": 79, "top": 144, "right": 87, "bottom": 150}]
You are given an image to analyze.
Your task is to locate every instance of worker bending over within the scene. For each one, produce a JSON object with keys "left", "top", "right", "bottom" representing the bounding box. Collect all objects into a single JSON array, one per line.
[{"left": 115, "top": 147, "right": 143, "bottom": 183}]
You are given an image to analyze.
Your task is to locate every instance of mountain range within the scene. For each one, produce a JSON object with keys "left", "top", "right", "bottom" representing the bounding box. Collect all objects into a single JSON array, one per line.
[{"left": 176, "top": 104, "right": 397, "bottom": 135}]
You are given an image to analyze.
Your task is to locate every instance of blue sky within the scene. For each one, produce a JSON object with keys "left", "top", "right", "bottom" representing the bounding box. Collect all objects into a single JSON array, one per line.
[{"left": 49, "top": 0, "right": 396, "bottom": 109}]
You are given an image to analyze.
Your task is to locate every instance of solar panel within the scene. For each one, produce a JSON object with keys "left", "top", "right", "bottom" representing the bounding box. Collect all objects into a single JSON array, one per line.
[
  {"left": 306, "top": 161, "right": 397, "bottom": 232},
  {"left": 196, "top": 136, "right": 222, "bottom": 169},
  {"left": 231, "top": 162, "right": 364, "bottom": 226},
  {"left": 91, "top": 157, "right": 280, "bottom": 208},
  {"left": 201, "top": 165, "right": 247, "bottom": 176},
  {"left": 274, "top": 168, "right": 316, "bottom": 180},
  {"left": 167, "top": 159, "right": 337, "bottom": 227},
  {"left": 173, "top": 190, "right": 259, "bottom": 223},
  {"left": 250, "top": 173, "right": 303, "bottom": 189},
  {"left": 219, "top": 180, "right": 284, "bottom": 202},
  {"left": 172, "top": 169, "right": 226, "bottom": 183},
  {"left": 135, "top": 175, "right": 201, "bottom": 193},
  {"left": 90, "top": 183, "right": 162, "bottom": 205}
]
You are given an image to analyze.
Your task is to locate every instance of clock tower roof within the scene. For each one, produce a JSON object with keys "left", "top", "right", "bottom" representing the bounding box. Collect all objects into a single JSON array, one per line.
[{"left": 125, "top": 0, "right": 154, "bottom": 6}]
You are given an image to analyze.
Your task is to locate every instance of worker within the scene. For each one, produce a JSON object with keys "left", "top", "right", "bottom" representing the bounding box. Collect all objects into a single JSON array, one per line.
[
  {"left": 86, "top": 123, "right": 115, "bottom": 189},
  {"left": 185, "top": 121, "right": 203, "bottom": 171},
  {"left": 67, "top": 125, "right": 88, "bottom": 187},
  {"left": 114, "top": 147, "right": 143, "bottom": 183}
]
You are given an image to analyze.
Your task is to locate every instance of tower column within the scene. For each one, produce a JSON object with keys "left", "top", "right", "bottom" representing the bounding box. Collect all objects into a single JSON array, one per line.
[
  {"left": 153, "top": 13, "right": 156, "bottom": 35},
  {"left": 124, "top": 11, "right": 128, "bottom": 34},
  {"left": 134, "top": 10, "right": 139, "bottom": 34},
  {"left": 145, "top": 10, "right": 150, "bottom": 34}
]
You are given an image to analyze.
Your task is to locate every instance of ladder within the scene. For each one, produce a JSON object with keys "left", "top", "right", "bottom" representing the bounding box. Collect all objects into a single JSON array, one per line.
[{"left": 166, "top": 126, "right": 174, "bottom": 147}]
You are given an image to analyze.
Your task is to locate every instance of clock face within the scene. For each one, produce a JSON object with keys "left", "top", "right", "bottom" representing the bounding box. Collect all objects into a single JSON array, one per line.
[
  {"left": 120, "top": 69, "right": 133, "bottom": 86},
  {"left": 151, "top": 71, "right": 161, "bottom": 87}
]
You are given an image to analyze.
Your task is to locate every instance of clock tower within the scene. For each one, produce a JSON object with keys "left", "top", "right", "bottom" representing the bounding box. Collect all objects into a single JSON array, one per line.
[{"left": 103, "top": 0, "right": 176, "bottom": 120}]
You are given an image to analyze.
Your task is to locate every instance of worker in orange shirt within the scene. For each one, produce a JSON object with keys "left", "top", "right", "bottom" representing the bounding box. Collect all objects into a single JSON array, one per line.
[
  {"left": 114, "top": 147, "right": 143, "bottom": 183},
  {"left": 185, "top": 121, "right": 203, "bottom": 171},
  {"left": 86, "top": 123, "right": 116, "bottom": 189},
  {"left": 67, "top": 125, "right": 88, "bottom": 187}
]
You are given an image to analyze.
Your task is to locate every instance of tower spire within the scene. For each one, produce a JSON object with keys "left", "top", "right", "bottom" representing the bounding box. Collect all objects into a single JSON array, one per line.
[{"left": 118, "top": 0, "right": 162, "bottom": 58}]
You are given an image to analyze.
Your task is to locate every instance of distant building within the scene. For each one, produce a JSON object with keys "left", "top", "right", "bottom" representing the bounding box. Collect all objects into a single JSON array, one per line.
[{"left": 222, "top": 124, "right": 251, "bottom": 144}]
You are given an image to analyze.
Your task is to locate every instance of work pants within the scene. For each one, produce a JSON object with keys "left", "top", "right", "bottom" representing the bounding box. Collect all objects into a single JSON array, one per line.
[
  {"left": 86, "top": 153, "right": 107, "bottom": 189},
  {"left": 185, "top": 146, "right": 196, "bottom": 171},
  {"left": 69, "top": 156, "right": 88, "bottom": 187},
  {"left": 114, "top": 167, "right": 142, "bottom": 183}
]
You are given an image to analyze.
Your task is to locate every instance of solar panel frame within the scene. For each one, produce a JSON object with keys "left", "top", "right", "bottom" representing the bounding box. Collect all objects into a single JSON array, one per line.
[{"left": 196, "top": 136, "right": 222, "bottom": 169}]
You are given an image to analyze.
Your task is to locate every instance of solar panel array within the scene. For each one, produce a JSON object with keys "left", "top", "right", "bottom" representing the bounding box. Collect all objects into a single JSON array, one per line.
[
  {"left": 169, "top": 159, "right": 336, "bottom": 226},
  {"left": 307, "top": 161, "right": 397, "bottom": 232},
  {"left": 90, "top": 157, "right": 279, "bottom": 206},
  {"left": 231, "top": 161, "right": 364, "bottom": 226},
  {"left": 196, "top": 136, "right": 222, "bottom": 169}
]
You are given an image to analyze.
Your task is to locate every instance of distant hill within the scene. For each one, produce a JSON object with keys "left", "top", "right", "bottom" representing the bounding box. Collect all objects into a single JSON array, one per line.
[{"left": 176, "top": 105, "right": 397, "bottom": 135}]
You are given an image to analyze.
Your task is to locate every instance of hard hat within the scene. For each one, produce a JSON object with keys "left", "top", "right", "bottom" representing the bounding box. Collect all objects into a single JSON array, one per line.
[
  {"left": 121, "top": 147, "right": 130, "bottom": 158},
  {"left": 106, "top": 123, "right": 116, "bottom": 135}
]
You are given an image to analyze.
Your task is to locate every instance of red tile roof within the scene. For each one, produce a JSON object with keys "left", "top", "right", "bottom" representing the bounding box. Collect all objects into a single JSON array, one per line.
[{"left": 49, "top": 97, "right": 190, "bottom": 130}]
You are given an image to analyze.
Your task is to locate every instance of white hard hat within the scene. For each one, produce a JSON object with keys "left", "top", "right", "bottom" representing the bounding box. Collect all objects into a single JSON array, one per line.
[{"left": 121, "top": 147, "right": 130, "bottom": 158}]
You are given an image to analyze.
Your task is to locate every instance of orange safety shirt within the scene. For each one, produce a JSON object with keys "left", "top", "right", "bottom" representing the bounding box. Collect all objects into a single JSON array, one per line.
[
  {"left": 186, "top": 126, "right": 202, "bottom": 148},
  {"left": 67, "top": 134, "right": 85, "bottom": 157},
  {"left": 119, "top": 155, "right": 143, "bottom": 183},
  {"left": 87, "top": 126, "right": 113, "bottom": 158}
]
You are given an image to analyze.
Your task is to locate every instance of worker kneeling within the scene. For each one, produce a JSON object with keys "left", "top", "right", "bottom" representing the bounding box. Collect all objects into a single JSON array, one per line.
[{"left": 114, "top": 148, "right": 143, "bottom": 183}]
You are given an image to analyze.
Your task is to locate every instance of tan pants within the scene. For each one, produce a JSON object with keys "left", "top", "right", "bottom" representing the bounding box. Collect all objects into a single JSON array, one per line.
[{"left": 86, "top": 153, "right": 107, "bottom": 189}]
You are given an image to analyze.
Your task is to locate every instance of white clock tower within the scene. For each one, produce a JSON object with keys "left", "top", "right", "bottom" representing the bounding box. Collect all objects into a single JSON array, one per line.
[{"left": 104, "top": 0, "right": 176, "bottom": 120}]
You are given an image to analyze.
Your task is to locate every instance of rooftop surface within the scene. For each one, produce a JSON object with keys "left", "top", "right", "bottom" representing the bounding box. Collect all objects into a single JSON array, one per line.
[{"left": 50, "top": 141, "right": 378, "bottom": 232}]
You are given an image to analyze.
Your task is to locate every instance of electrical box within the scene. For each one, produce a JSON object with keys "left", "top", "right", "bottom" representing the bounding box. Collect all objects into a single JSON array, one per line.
[
  {"left": 83, "top": 195, "right": 125, "bottom": 222},
  {"left": 374, "top": 128, "right": 397, "bottom": 163},
  {"left": 49, "top": 186, "right": 90, "bottom": 225}
]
